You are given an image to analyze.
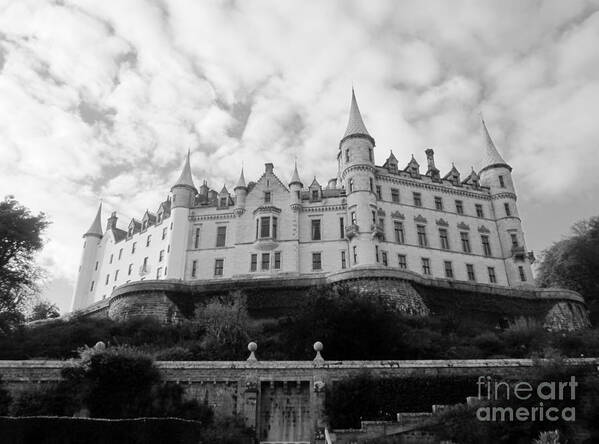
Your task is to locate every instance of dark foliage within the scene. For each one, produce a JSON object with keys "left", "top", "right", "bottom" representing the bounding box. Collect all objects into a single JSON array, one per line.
[
  {"left": 28, "top": 300, "right": 60, "bottom": 321},
  {"left": 0, "top": 375, "right": 11, "bottom": 415},
  {"left": 325, "top": 372, "right": 478, "bottom": 429}
]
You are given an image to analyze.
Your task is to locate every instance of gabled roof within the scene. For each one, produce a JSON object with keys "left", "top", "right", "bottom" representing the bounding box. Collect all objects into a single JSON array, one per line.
[
  {"left": 404, "top": 155, "right": 420, "bottom": 171},
  {"left": 443, "top": 163, "right": 461, "bottom": 180},
  {"left": 481, "top": 118, "right": 511, "bottom": 171},
  {"left": 342, "top": 89, "right": 373, "bottom": 141},
  {"left": 309, "top": 177, "right": 321, "bottom": 188},
  {"left": 173, "top": 150, "right": 196, "bottom": 189},
  {"left": 84, "top": 202, "right": 103, "bottom": 237},
  {"left": 219, "top": 185, "right": 229, "bottom": 195},
  {"left": 462, "top": 168, "right": 480, "bottom": 185}
]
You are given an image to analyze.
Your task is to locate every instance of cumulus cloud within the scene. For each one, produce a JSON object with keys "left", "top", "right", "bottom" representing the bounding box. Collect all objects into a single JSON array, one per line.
[{"left": 1, "top": 0, "right": 598, "bottom": 311}]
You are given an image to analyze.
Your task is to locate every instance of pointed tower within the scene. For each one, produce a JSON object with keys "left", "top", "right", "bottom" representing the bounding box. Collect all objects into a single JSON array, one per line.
[
  {"left": 338, "top": 88, "right": 378, "bottom": 266},
  {"left": 234, "top": 167, "right": 248, "bottom": 215},
  {"left": 71, "top": 202, "right": 104, "bottom": 311},
  {"left": 289, "top": 161, "right": 303, "bottom": 210},
  {"left": 167, "top": 151, "right": 198, "bottom": 280},
  {"left": 478, "top": 118, "right": 533, "bottom": 286}
]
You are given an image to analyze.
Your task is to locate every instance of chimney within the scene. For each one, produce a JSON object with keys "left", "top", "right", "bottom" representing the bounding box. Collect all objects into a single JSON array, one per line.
[
  {"left": 265, "top": 163, "right": 274, "bottom": 174},
  {"left": 425, "top": 149, "right": 436, "bottom": 171},
  {"left": 106, "top": 212, "right": 118, "bottom": 231}
]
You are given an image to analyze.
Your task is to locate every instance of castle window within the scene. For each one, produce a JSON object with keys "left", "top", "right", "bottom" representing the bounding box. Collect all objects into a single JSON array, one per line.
[
  {"left": 434, "top": 196, "right": 443, "bottom": 211},
  {"left": 455, "top": 200, "right": 464, "bottom": 215},
  {"left": 417, "top": 225, "right": 428, "bottom": 247},
  {"left": 378, "top": 218, "right": 385, "bottom": 240},
  {"left": 146, "top": 235, "right": 151, "bottom": 247},
  {"left": 345, "top": 149, "right": 349, "bottom": 162},
  {"left": 311, "top": 219, "right": 322, "bottom": 241},
  {"left": 164, "top": 267, "right": 167, "bottom": 276},
  {"left": 95, "top": 261, "right": 98, "bottom": 271},
  {"left": 488, "top": 267, "right": 497, "bottom": 283},
  {"left": 376, "top": 185, "right": 382, "bottom": 200},
  {"left": 504, "top": 202, "right": 511, "bottom": 217},
  {"left": 312, "top": 252, "right": 322, "bottom": 271},
  {"left": 214, "top": 259, "right": 224, "bottom": 276},
  {"left": 369, "top": 178, "right": 374, "bottom": 192},
  {"left": 511, "top": 233, "right": 519, "bottom": 247},
  {"left": 375, "top": 246, "right": 379, "bottom": 262},
  {"left": 272, "top": 217, "right": 277, "bottom": 239},
  {"left": 194, "top": 227, "right": 201, "bottom": 248},
  {"left": 481, "top": 235, "right": 492, "bottom": 256},
  {"left": 349, "top": 178, "right": 354, "bottom": 193},
  {"left": 391, "top": 188, "right": 400, "bottom": 203},
  {"left": 381, "top": 251, "right": 388, "bottom": 266},
  {"left": 250, "top": 254, "right": 257, "bottom": 272},
  {"left": 90, "top": 281, "right": 94, "bottom": 292},
  {"left": 264, "top": 191, "right": 271, "bottom": 203},
  {"left": 339, "top": 217, "right": 345, "bottom": 238},
  {"left": 369, "top": 148, "right": 373, "bottom": 162},
  {"left": 156, "top": 267, "right": 162, "bottom": 279},
  {"left": 398, "top": 254, "right": 407, "bottom": 269},
  {"left": 475, "top": 204, "right": 484, "bottom": 218},
  {"left": 118, "top": 249, "right": 123, "bottom": 260},
  {"left": 274, "top": 252, "right": 281, "bottom": 269},
  {"left": 167, "top": 245, "right": 170, "bottom": 253},
  {"left": 261, "top": 253, "right": 270, "bottom": 271},
  {"left": 519, "top": 266, "right": 526, "bottom": 281},
  {"left": 105, "top": 274, "right": 109, "bottom": 285},
  {"left": 159, "top": 250, "right": 165, "bottom": 262},
  {"left": 157, "top": 213, "right": 162, "bottom": 223},
  {"left": 128, "top": 227, "right": 133, "bottom": 237},
  {"left": 466, "top": 264, "right": 476, "bottom": 281},
  {"left": 311, "top": 189, "right": 319, "bottom": 201},
  {"left": 109, "top": 254, "right": 113, "bottom": 264},
  {"left": 128, "top": 263, "right": 133, "bottom": 276},
  {"left": 260, "top": 217, "right": 270, "bottom": 238},
  {"left": 132, "top": 242, "right": 137, "bottom": 254},
  {"left": 460, "top": 232, "right": 471, "bottom": 253},
  {"left": 162, "top": 227, "right": 167, "bottom": 240},
  {"left": 372, "top": 211, "right": 376, "bottom": 225},
  {"left": 439, "top": 228, "right": 450, "bottom": 250},
  {"left": 499, "top": 175, "right": 505, "bottom": 188},
  {"left": 394, "top": 221, "right": 405, "bottom": 243},
  {"left": 351, "top": 212, "right": 357, "bottom": 225},
  {"left": 341, "top": 251, "right": 347, "bottom": 269},
  {"left": 389, "top": 162, "right": 397, "bottom": 173},
  {"left": 216, "top": 226, "right": 227, "bottom": 247},
  {"left": 114, "top": 270, "right": 119, "bottom": 281},
  {"left": 353, "top": 246, "right": 358, "bottom": 264},
  {"left": 142, "top": 220, "right": 147, "bottom": 230},
  {"left": 220, "top": 197, "right": 228, "bottom": 208},
  {"left": 142, "top": 257, "right": 148, "bottom": 272},
  {"left": 444, "top": 261, "right": 453, "bottom": 279},
  {"left": 421, "top": 258, "right": 431, "bottom": 275},
  {"left": 413, "top": 192, "right": 422, "bottom": 207}
]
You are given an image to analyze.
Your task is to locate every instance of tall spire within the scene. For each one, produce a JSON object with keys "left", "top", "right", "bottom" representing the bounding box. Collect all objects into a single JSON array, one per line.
[
  {"left": 173, "top": 149, "right": 196, "bottom": 189},
  {"left": 84, "top": 202, "right": 103, "bottom": 237},
  {"left": 343, "top": 88, "right": 372, "bottom": 139},
  {"left": 289, "top": 160, "right": 302, "bottom": 186},
  {"left": 234, "top": 167, "right": 247, "bottom": 190},
  {"left": 481, "top": 117, "right": 510, "bottom": 171}
]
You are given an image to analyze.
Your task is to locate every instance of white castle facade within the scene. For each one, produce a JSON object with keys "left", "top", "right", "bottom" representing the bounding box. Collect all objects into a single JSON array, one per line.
[{"left": 71, "top": 90, "right": 534, "bottom": 312}]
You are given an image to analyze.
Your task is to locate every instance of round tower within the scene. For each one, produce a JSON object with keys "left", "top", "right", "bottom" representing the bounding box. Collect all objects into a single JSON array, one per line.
[
  {"left": 289, "top": 161, "right": 303, "bottom": 210},
  {"left": 71, "top": 202, "right": 103, "bottom": 311},
  {"left": 166, "top": 150, "right": 196, "bottom": 280},
  {"left": 479, "top": 119, "right": 533, "bottom": 286},
  {"left": 234, "top": 167, "right": 248, "bottom": 215},
  {"left": 338, "top": 89, "right": 378, "bottom": 266}
]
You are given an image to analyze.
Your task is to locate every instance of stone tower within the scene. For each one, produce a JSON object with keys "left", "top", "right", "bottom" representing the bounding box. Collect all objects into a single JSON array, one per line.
[
  {"left": 72, "top": 202, "right": 103, "bottom": 311},
  {"left": 479, "top": 119, "right": 533, "bottom": 285},
  {"left": 166, "top": 150, "right": 196, "bottom": 280},
  {"left": 338, "top": 89, "right": 378, "bottom": 266}
]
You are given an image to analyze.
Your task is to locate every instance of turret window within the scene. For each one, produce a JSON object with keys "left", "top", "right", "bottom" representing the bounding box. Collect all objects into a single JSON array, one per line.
[
  {"left": 376, "top": 185, "right": 382, "bottom": 200},
  {"left": 351, "top": 212, "right": 357, "bottom": 225},
  {"left": 460, "top": 232, "right": 471, "bottom": 253},
  {"left": 444, "top": 261, "right": 453, "bottom": 278},
  {"left": 488, "top": 267, "right": 497, "bottom": 283},
  {"left": 250, "top": 254, "right": 257, "bottom": 272},
  {"left": 105, "top": 274, "right": 109, "bottom": 285},
  {"left": 345, "top": 149, "right": 349, "bottom": 162},
  {"left": 109, "top": 254, "right": 113, "bottom": 264},
  {"left": 146, "top": 235, "right": 151, "bottom": 247},
  {"left": 339, "top": 217, "right": 345, "bottom": 238},
  {"left": 499, "top": 175, "right": 505, "bottom": 188},
  {"left": 216, "top": 226, "right": 227, "bottom": 247},
  {"left": 194, "top": 227, "right": 201, "bottom": 248},
  {"left": 511, "top": 233, "right": 519, "bottom": 247},
  {"left": 375, "top": 246, "right": 379, "bottom": 262},
  {"left": 353, "top": 246, "right": 358, "bottom": 264},
  {"left": 466, "top": 264, "right": 476, "bottom": 281},
  {"left": 413, "top": 192, "right": 422, "bottom": 207},
  {"left": 504, "top": 203, "right": 511, "bottom": 217},
  {"left": 417, "top": 225, "right": 428, "bottom": 247},
  {"left": 311, "top": 219, "right": 322, "bottom": 240},
  {"left": 369, "top": 178, "right": 374, "bottom": 192},
  {"left": 142, "top": 257, "right": 148, "bottom": 272},
  {"left": 118, "top": 249, "right": 123, "bottom": 260},
  {"left": 159, "top": 250, "right": 165, "bottom": 262},
  {"left": 349, "top": 179, "right": 354, "bottom": 193},
  {"left": 312, "top": 252, "right": 322, "bottom": 271},
  {"left": 481, "top": 235, "right": 492, "bottom": 256},
  {"left": 90, "top": 281, "right": 95, "bottom": 291},
  {"left": 128, "top": 263, "right": 133, "bottom": 276},
  {"left": 132, "top": 242, "right": 137, "bottom": 254},
  {"left": 162, "top": 227, "right": 167, "bottom": 240},
  {"left": 114, "top": 270, "right": 119, "bottom": 281},
  {"left": 156, "top": 267, "right": 162, "bottom": 279},
  {"left": 95, "top": 261, "right": 98, "bottom": 271},
  {"left": 369, "top": 148, "right": 373, "bottom": 162},
  {"left": 421, "top": 258, "right": 431, "bottom": 275}
]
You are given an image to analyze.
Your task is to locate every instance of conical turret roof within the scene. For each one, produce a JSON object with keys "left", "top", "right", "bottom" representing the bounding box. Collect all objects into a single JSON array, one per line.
[
  {"left": 234, "top": 168, "right": 247, "bottom": 190},
  {"left": 289, "top": 161, "right": 302, "bottom": 186},
  {"left": 84, "top": 202, "right": 103, "bottom": 237},
  {"left": 343, "top": 89, "right": 371, "bottom": 139},
  {"left": 481, "top": 118, "right": 510, "bottom": 171},
  {"left": 173, "top": 150, "right": 196, "bottom": 189}
]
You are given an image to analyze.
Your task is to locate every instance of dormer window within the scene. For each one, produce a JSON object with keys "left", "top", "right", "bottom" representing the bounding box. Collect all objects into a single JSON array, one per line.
[
  {"left": 157, "top": 213, "right": 162, "bottom": 223},
  {"left": 220, "top": 197, "right": 228, "bottom": 208},
  {"left": 389, "top": 162, "right": 397, "bottom": 173},
  {"left": 142, "top": 220, "right": 147, "bottom": 230},
  {"left": 128, "top": 227, "right": 133, "bottom": 237},
  {"left": 264, "top": 192, "right": 271, "bottom": 203},
  {"left": 411, "top": 166, "right": 418, "bottom": 176},
  {"left": 311, "top": 190, "right": 319, "bottom": 200}
]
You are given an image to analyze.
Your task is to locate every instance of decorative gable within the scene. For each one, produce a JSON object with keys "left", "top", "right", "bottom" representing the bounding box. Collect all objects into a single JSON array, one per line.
[
  {"left": 436, "top": 218, "right": 449, "bottom": 227},
  {"left": 457, "top": 222, "right": 470, "bottom": 231},
  {"left": 404, "top": 155, "right": 420, "bottom": 177}
]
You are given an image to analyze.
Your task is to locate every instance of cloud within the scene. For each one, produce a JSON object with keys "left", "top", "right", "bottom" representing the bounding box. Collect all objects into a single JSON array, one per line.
[{"left": 1, "top": 0, "right": 598, "bottom": 312}]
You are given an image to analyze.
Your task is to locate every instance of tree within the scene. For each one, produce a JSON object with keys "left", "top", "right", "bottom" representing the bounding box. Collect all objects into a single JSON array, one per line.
[
  {"left": 0, "top": 196, "right": 49, "bottom": 334},
  {"left": 28, "top": 299, "right": 60, "bottom": 321},
  {"left": 537, "top": 216, "right": 599, "bottom": 325}
]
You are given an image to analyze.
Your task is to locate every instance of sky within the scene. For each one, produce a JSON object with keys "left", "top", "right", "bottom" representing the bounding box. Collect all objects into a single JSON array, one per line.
[{"left": 1, "top": 0, "right": 599, "bottom": 314}]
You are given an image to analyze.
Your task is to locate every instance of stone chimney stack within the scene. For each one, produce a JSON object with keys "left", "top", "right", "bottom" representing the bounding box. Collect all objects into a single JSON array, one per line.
[
  {"left": 425, "top": 149, "right": 436, "bottom": 171},
  {"left": 265, "top": 163, "right": 274, "bottom": 174},
  {"left": 106, "top": 211, "right": 118, "bottom": 231}
]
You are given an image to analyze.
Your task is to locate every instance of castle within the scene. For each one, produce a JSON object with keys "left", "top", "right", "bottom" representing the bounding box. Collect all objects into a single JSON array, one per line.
[{"left": 70, "top": 90, "right": 588, "bottom": 331}]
